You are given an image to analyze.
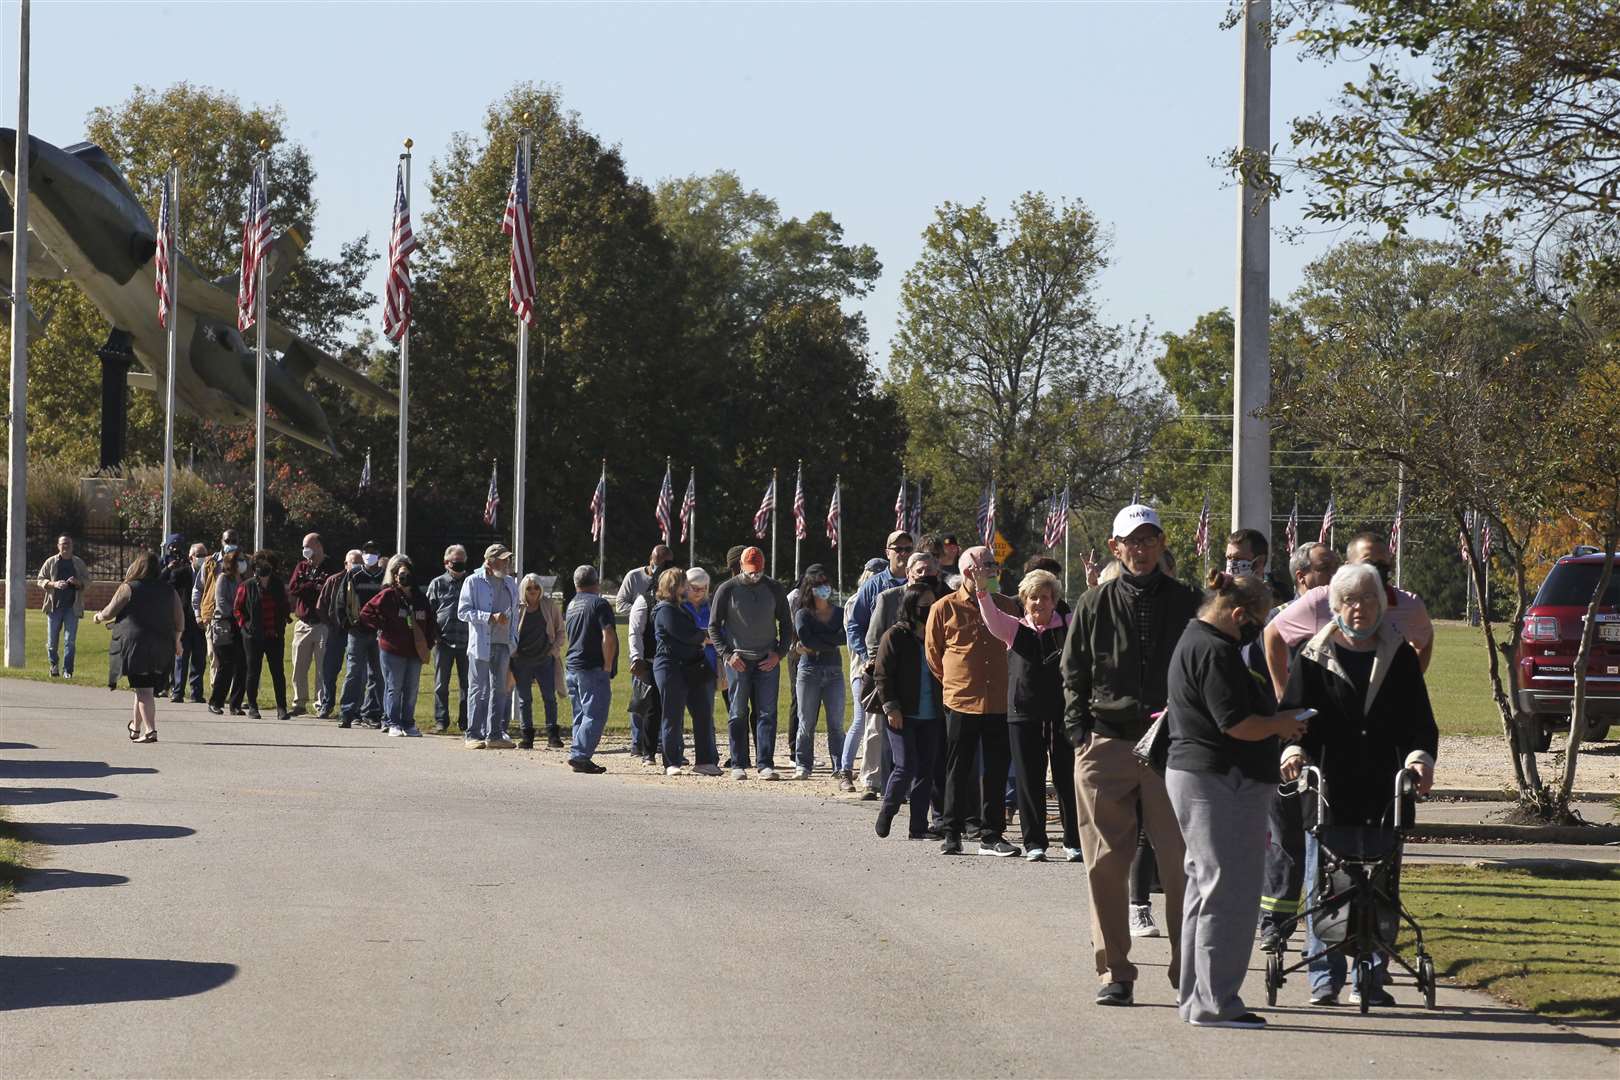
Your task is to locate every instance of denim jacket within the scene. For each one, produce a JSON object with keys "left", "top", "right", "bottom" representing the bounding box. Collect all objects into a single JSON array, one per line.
[{"left": 456, "top": 567, "right": 520, "bottom": 662}]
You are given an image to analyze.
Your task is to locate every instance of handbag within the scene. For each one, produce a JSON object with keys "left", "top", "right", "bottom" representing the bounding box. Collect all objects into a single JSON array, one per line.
[
  {"left": 1132, "top": 710, "right": 1170, "bottom": 776},
  {"left": 405, "top": 594, "right": 432, "bottom": 663}
]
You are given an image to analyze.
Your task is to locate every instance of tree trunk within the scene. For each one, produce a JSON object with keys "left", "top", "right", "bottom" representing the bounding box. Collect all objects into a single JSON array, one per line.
[
  {"left": 1463, "top": 511, "right": 1530, "bottom": 796},
  {"left": 1557, "top": 542, "right": 1617, "bottom": 815}
]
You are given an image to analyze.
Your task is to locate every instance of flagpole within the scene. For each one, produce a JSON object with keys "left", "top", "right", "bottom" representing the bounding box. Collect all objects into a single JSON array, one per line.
[
  {"left": 1062, "top": 488, "right": 1070, "bottom": 595},
  {"left": 770, "top": 467, "right": 778, "bottom": 579},
  {"left": 511, "top": 123, "right": 533, "bottom": 580},
  {"left": 396, "top": 139, "right": 412, "bottom": 556},
  {"left": 253, "top": 144, "right": 269, "bottom": 552},
  {"left": 4, "top": 0, "right": 31, "bottom": 668},
  {"left": 688, "top": 467, "right": 696, "bottom": 568},
  {"left": 160, "top": 155, "right": 180, "bottom": 542},
  {"left": 834, "top": 475, "right": 843, "bottom": 599},
  {"left": 793, "top": 460, "right": 802, "bottom": 584},
  {"left": 598, "top": 459, "right": 606, "bottom": 581}
]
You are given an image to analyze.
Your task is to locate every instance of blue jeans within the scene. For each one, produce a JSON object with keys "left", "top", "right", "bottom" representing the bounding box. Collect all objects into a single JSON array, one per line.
[
  {"left": 881, "top": 715, "right": 941, "bottom": 836},
  {"left": 653, "top": 660, "right": 719, "bottom": 768},
  {"left": 511, "top": 659, "right": 558, "bottom": 736},
  {"left": 173, "top": 623, "right": 205, "bottom": 699},
  {"left": 724, "top": 659, "right": 780, "bottom": 771},
  {"left": 378, "top": 649, "right": 423, "bottom": 731},
  {"left": 794, "top": 662, "right": 846, "bottom": 771},
  {"left": 468, "top": 644, "right": 512, "bottom": 741},
  {"left": 340, "top": 631, "right": 383, "bottom": 722},
  {"left": 841, "top": 671, "right": 866, "bottom": 773},
  {"left": 318, "top": 624, "right": 347, "bottom": 713},
  {"left": 433, "top": 641, "right": 469, "bottom": 728},
  {"left": 1304, "top": 831, "right": 1388, "bottom": 995},
  {"left": 567, "top": 668, "right": 613, "bottom": 761},
  {"left": 47, "top": 607, "right": 80, "bottom": 674}
]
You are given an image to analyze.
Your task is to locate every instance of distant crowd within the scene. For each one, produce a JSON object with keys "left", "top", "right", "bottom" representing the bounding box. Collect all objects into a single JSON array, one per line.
[{"left": 42, "top": 500, "right": 1439, "bottom": 1028}]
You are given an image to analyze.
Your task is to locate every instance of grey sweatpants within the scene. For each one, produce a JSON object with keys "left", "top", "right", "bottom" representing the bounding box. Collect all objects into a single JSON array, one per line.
[{"left": 1166, "top": 766, "right": 1270, "bottom": 1024}]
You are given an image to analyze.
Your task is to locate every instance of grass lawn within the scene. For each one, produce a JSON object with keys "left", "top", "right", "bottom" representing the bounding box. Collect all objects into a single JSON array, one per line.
[
  {"left": 1400, "top": 864, "right": 1620, "bottom": 1020},
  {"left": 1, "top": 611, "right": 1517, "bottom": 736},
  {"left": 0, "top": 806, "right": 28, "bottom": 904}
]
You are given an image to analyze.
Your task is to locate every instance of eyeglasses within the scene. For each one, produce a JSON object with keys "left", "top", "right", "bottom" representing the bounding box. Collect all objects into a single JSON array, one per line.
[
  {"left": 1118, "top": 533, "right": 1162, "bottom": 549},
  {"left": 889, "top": 545, "right": 914, "bottom": 555}
]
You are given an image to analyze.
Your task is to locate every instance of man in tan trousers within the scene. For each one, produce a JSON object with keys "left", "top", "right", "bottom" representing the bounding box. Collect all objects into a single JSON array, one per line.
[{"left": 1061, "top": 503, "right": 1200, "bottom": 1007}]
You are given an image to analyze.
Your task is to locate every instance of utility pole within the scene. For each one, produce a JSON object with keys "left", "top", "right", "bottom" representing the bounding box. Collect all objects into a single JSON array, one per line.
[
  {"left": 1231, "top": 0, "right": 1272, "bottom": 544},
  {"left": 4, "top": 0, "right": 31, "bottom": 668}
]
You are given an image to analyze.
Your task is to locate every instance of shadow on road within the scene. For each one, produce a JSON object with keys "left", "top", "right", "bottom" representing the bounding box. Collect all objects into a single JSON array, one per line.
[
  {"left": 195, "top": 742, "right": 382, "bottom": 749},
  {"left": 17, "top": 822, "right": 195, "bottom": 845},
  {"left": 0, "top": 761, "right": 158, "bottom": 780},
  {"left": 0, "top": 956, "right": 237, "bottom": 1011},
  {"left": 15, "top": 867, "right": 130, "bottom": 893},
  {"left": 0, "top": 742, "right": 39, "bottom": 751},
  {"left": 0, "top": 787, "right": 119, "bottom": 806}
]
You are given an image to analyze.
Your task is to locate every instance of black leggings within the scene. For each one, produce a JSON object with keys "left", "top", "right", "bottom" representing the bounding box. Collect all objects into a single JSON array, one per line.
[
  {"left": 210, "top": 638, "right": 246, "bottom": 709},
  {"left": 245, "top": 635, "right": 287, "bottom": 711},
  {"left": 1130, "top": 796, "right": 1159, "bottom": 904}
]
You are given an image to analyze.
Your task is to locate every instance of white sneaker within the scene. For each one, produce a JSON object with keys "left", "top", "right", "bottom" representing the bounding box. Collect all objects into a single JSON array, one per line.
[
  {"left": 1064, "top": 847, "right": 1084, "bottom": 863},
  {"left": 1128, "top": 904, "right": 1160, "bottom": 938},
  {"left": 1024, "top": 847, "right": 1047, "bottom": 862},
  {"left": 793, "top": 766, "right": 812, "bottom": 780},
  {"left": 464, "top": 738, "right": 486, "bottom": 750},
  {"left": 692, "top": 764, "right": 723, "bottom": 777},
  {"left": 759, "top": 767, "right": 780, "bottom": 781},
  {"left": 730, "top": 768, "right": 749, "bottom": 781},
  {"left": 385, "top": 725, "right": 405, "bottom": 737},
  {"left": 665, "top": 765, "right": 684, "bottom": 776}
]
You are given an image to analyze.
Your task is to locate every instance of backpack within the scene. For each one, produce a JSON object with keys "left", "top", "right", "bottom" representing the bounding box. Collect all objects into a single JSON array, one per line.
[
  {"left": 198, "top": 555, "right": 222, "bottom": 625},
  {"left": 320, "top": 570, "right": 359, "bottom": 632}
]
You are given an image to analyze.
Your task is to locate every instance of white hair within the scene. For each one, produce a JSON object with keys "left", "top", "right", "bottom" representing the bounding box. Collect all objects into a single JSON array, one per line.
[
  {"left": 520, "top": 572, "right": 545, "bottom": 597},
  {"left": 686, "top": 567, "right": 710, "bottom": 590},
  {"left": 444, "top": 544, "right": 467, "bottom": 561},
  {"left": 385, "top": 553, "right": 413, "bottom": 587},
  {"left": 1328, "top": 563, "right": 1387, "bottom": 620}
]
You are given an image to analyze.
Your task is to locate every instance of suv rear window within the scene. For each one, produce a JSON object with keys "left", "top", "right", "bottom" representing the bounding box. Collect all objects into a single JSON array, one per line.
[{"left": 1535, "top": 562, "right": 1620, "bottom": 608}]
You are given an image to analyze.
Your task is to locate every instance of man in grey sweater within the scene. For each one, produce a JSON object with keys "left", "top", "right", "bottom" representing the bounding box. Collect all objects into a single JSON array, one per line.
[{"left": 708, "top": 546, "right": 792, "bottom": 780}]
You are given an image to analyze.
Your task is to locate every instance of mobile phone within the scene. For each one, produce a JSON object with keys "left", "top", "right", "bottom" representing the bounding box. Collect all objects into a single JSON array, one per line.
[{"left": 1293, "top": 708, "right": 1318, "bottom": 723}]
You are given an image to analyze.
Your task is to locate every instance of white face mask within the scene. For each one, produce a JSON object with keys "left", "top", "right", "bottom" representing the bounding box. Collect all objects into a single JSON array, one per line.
[
  {"left": 741, "top": 571, "right": 763, "bottom": 585},
  {"left": 236, "top": 559, "right": 250, "bottom": 575},
  {"left": 362, "top": 553, "right": 380, "bottom": 568},
  {"left": 301, "top": 547, "right": 316, "bottom": 561}
]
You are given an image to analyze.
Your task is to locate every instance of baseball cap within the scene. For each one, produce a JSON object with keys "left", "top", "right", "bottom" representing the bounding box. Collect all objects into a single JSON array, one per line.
[
  {"left": 885, "top": 530, "right": 914, "bottom": 549},
  {"left": 362, "top": 539, "right": 382, "bottom": 554},
  {"left": 864, "top": 557, "right": 888, "bottom": 574},
  {"left": 740, "top": 547, "right": 766, "bottom": 572},
  {"left": 164, "top": 532, "right": 184, "bottom": 548},
  {"left": 484, "top": 542, "right": 512, "bottom": 561},
  {"left": 1111, "top": 504, "right": 1163, "bottom": 539}
]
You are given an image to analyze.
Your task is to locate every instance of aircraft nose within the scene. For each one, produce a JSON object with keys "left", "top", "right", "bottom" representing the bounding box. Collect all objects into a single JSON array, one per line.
[{"left": 0, "top": 128, "right": 32, "bottom": 175}]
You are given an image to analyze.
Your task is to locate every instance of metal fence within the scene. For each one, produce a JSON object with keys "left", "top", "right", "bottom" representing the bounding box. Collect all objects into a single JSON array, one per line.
[{"left": 26, "top": 526, "right": 161, "bottom": 581}]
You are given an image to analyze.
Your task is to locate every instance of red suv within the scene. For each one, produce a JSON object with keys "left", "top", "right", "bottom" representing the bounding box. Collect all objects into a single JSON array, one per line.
[{"left": 1515, "top": 551, "right": 1620, "bottom": 751}]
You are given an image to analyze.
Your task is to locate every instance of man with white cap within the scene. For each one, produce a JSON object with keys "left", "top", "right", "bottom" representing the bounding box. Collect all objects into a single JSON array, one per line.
[
  {"left": 926, "top": 544, "right": 1023, "bottom": 856},
  {"left": 458, "top": 542, "right": 521, "bottom": 750},
  {"left": 1061, "top": 503, "right": 1200, "bottom": 1007}
]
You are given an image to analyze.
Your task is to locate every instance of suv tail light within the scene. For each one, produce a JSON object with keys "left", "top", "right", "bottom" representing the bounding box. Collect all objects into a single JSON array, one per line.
[{"left": 1524, "top": 617, "right": 1561, "bottom": 642}]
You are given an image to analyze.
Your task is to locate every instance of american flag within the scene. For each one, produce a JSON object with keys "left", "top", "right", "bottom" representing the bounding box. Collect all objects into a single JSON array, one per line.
[
  {"left": 236, "top": 157, "right": 271, "bottom": 332},
  {"left": 381, "top": 159, "right": 417, "bottom": 341},
  {"left": 907, "top": 484, "right": 923, "bottom": 537},
  {"left": 1319, "top": 495, "right": 1336, "bottom": 545},
  {"left": 483, "top": 461, "right": 500, "bottom": 526},
  {"left": 1390, "top": 492, "right": 1405, "bottom": 550},
  {"left": 754, "top": 474, "right": 777, "bottom": 540},
  {"left": 793, "top": 465, "right": 808, "bottom": 541},
  {"left": 1194, "top": 493, "right": 1211, "bottom": 557},
  {"left": 1481, "top": 515, "right": 1494, "bottom": 559},
  {"left": 655, "top": 463, "right": 674, "bottom": 543},
  {"left": 1459, "top": 510, "right": 1473, "bottom": 563},
  {"left": 825, "top": 480, "right": 841, "bottom": 546},
  {"left": 1043, "top": 487, "right": 1070, "bottom": 550},
  {"left": 895, "top": 479, "right": 909, "bottom": 534},
  {"left": 976, "top": 481, "right": 996, "bottom": 549},
  {"left": 155, "top": 172, "right": 175, "bottom": 330},
  {"left": 358, "top": 448, "right": 372, "bottom": 494},
  {"left": 679, "top": 469, "right": 696, "bottom": 543},
  {"left": 1284, "top": 495, "right": 1299, "bottom": 556},
  {"left": 590, "top": 467, "right": 607, "bottom": 543},
  {"left": 502, "top": 141, "right": 536, "bottom": 326}
]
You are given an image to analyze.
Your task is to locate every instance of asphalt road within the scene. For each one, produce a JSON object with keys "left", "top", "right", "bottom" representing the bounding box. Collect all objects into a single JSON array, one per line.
[{"left": 2, "top": 679, "right": 1615, "bottom": 1078}]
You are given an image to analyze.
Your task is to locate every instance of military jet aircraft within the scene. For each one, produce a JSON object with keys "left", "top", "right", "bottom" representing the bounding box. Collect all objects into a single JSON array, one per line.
[{"left": 0, "top": 129, "right": 395, "bottom": 455}]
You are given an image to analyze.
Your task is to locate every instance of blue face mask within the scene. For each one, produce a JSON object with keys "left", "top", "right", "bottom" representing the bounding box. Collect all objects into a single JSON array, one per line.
[
  {"left": 812, "top": 585, "right": 832, "bottom": 601},
  {"left": 1334, "top": 614, "right": 1377, "bottom": 641}
]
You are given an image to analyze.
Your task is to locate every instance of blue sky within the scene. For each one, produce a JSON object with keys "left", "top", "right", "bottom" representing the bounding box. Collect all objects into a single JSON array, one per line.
[{"left": 5, "top": 1, "right": 1359, "bottom": 361}]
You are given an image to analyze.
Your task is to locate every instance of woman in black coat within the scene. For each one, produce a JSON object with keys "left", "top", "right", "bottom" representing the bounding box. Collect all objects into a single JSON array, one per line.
[
  {"left": 1279, "top": 561, "right": 1439, "bottom": 1008},
  {"left": 94, "top": 551, "right": 183, "bottom": 743},
  {"left": 871, "top": 584, "right": 944, "bottom": 840}
]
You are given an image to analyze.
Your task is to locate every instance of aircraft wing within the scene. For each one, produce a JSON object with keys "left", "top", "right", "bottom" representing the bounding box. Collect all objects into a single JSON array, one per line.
[{"left": 280, "top": 333, "right": 398, "bottom": 415}]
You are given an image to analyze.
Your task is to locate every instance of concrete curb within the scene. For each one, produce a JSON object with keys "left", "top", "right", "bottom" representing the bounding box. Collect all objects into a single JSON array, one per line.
[
  {"left": 1409, "top": 822, "right": 1620, "bottom": 845},
  {"left": 1432, "top": 788, "right": 1617, "bottom": 804}
]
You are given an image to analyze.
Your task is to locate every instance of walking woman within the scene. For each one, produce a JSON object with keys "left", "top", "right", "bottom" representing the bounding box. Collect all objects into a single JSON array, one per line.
[
  {"left": 871, "top": 584, "right": 944, "bottom": 839},
  {"left": 975, "top": 568, "right": 1082, "bottom": 863},
  {"left": 653, "top": 567, "right": 721, "bottom": 776},
  {"left": 359, "top": 554, "right": 437, "bottom": 737},
  {"left": 234, "top": 550, "right": 291, "bottom": 719},
  {"left": 1165, "top": 571, "right": 1309, "bottom": 1029},
  {"left": 510, "top": 573, "right": 565, "bottom": 749},
  {"left": 792, "top": 564, "right": 846, "bottom": 780},
  {"left": 207, "top": 551, "right": 248, "bottom": 715},
  {"left": 94, "top": 551, "right": 182, "bottom": 743}
]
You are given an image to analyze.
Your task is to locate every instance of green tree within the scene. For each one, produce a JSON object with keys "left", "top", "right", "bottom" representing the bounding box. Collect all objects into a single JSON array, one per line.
[
  {"left": 889, "top": 194, "right": 1167, "bottom": 562},
  {"left": 1228, "top": 0, "right": 1620, "bottom": 287}
]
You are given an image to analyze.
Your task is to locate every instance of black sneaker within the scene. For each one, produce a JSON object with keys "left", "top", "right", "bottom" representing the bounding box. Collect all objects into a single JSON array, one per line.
[
  {"left": 1191, "top": 1012, "right": 1266, "bottom": 1029},
  {"left": 860, "top": 789, "right": 879, "bottom": 801},
  {"left": 547, "top": 731, "right": 564, "bottom": 749},
  {"left": 229, "top": 706, "right": 246, "bottom": 716},
  {"left": 433, "top": 723, "right": 449, "bottom": 735},
  {"left": 518, "top": 735, "right": 534, "bottom": 750},
  {"left": 170, "top": 695, "right": 185, "bottom": 704},
  {"left": 1095, "top": 981, "right": 1134, "bottom": 1007},
  {"left": 207, "top": 704, "right": 224, "bottom": 715},
  {"left": 1349, "top": 985, "right": 1397, "bottom": 1008},
  {"left": 190, "top": 696, "right": 205, "bottom": 705},
  {"left": 247, "top": 708, "right": 261, "bottom": 719},
  {"left": 875, "top": 807, "right": 895, "bottom": 839},
  {"left": 337, "top": 719, "right": 352, "bottom": 729},
  {"left": 315, "top": 707, "right": 333, "bottom": 720},
  {"left": 940, "top": 835, "right": 963, "bottom": 855}
]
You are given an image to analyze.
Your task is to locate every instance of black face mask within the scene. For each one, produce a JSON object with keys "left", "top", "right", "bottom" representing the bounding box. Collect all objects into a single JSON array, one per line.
[
  {"left": 919, "top": 575, "right": 942, "bottom": 592},
  {"left": 397, "top": 572, "right": 413, "bottom": 587},
  {"left": 1237, "top": 616, "right": 1263, "bottom": 647},
  {"left": 1371, "top": 561, "right": 1394, "bottom": 588},
  {"left": 448, "top": 560, "right": 468, "bottom": 574}
]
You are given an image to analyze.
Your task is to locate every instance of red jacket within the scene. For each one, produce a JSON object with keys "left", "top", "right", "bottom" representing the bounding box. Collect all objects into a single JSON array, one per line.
[{"left": 358, "top": 585, "right": 438, "bottom": 657}]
